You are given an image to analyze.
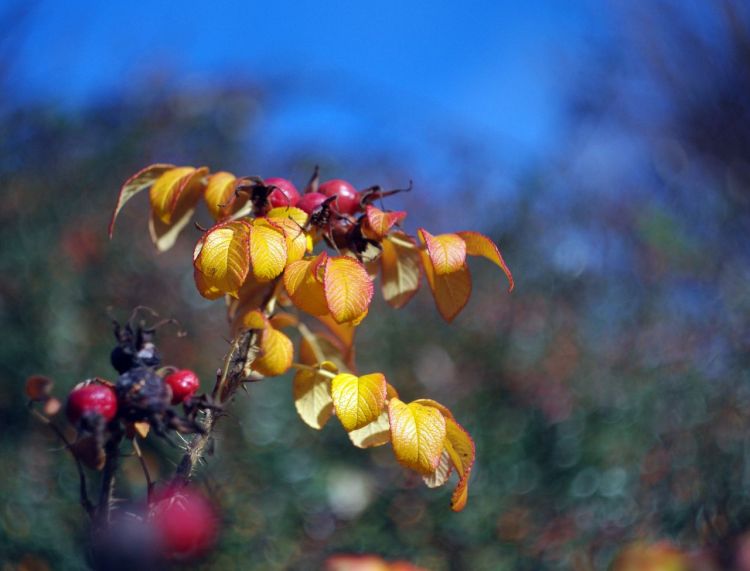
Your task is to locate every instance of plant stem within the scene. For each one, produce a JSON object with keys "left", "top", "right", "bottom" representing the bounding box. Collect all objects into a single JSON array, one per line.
[
  {"left": 29, "top": 406, "right": 94, "bottom": 517},
  {"left": 173, "top": 277, "right": 281, "bottom": 483},
  {"left": 97, "top": 423, "right": 123, "bottom": 527}
]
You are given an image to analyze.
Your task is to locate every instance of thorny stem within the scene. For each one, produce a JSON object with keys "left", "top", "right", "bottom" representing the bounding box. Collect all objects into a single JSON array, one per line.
[
  {"left": 29, "top": 406, "right": 94, "bottom": 517},
  {"left": 173, "top": 277, "right": 281, "bottom": 484}
]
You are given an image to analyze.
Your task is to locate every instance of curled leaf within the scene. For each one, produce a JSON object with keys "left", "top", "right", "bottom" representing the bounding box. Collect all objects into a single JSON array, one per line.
[
  {"left": 388, "top": 398, "right": 446, "bottom": 475},
  {"left": 418, "top": 228, "right": 466, "bottom": 275},
  {"left": 109, "top": 163, "right": 175, "bottom": 237},
  {"left": 331, "top": 372, "right": 387, "bottom": 432},
  {"left": 293, "top": 362, "right": 337, "bottom": 430},
  {"left": 423, "top": 450, "right": 452, "bottom": 488},
  {"left": 363, "top": 205, "right": 406, "bottom": 239},
  {"left": 457, "top": 231, "right": 514, "bottom": 292},
  {"left": 416, "top": 399, "right": 476, "bottom": 512},
  {"left": 380, "top": 233, "right": 421, "bottom": 308},
  {"left": 420, "top": 251, "right": 472, "bottom": 322},
  {"left": 204, "top": 171, "right": 246, "bottom": 220},
  {"left": 324, "top": 256, "right": 374, "bottom": 324},
  {"left": 150, "top": 167, "right": 207, "bottom": 225}
]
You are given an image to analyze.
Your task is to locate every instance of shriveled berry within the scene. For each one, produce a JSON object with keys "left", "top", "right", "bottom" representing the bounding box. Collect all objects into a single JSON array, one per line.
[
  {"left": 66, "top": 382, "right": 118, "bottom": 424},
  {"left": 297, "top": 192, "right": 329, "bottom": 215},
  {"left": 149, "top": 486, "right": 219, "bottom": 560},
  {"left": 265, "top": 178, "right": 300, "bottom": 208},
  {"left": 319, "top": 179, "right": 360, "bottom": 215},
  {"left": 164, "top": 369, "right": 200, "bottom": 405}
]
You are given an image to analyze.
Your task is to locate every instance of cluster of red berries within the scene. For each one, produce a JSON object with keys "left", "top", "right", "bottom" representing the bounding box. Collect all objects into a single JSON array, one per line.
[
  {"left": 65, "top": 369, "right": 201, "bottom": 426},
  {"left": 264, "top": 176, "right": 362, "bottom": 216}
]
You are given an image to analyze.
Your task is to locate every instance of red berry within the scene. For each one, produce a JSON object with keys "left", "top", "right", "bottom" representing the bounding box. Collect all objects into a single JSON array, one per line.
[
  {"left": 66, "top": 382, "right": 117, "bottom": 424},
  {"left": 149, "top": 486, "right": 219, "bottom": 560},
  {"left": 319, "top": 179, "right": 360, "bottom": 215},
  {"left": 164, "top": 369, "right": 200, "bottom": 405},
  {"left": 297, "top": 192, "right": 329, "bottom": 215},
  {"left": 265, "top": 177, "right": 300, "bottom": 208}
]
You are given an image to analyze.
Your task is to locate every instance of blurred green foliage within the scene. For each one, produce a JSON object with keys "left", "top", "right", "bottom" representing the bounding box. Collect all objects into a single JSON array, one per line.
[{"left": 3, "top": 4, "right": 750, "bottom": 571}]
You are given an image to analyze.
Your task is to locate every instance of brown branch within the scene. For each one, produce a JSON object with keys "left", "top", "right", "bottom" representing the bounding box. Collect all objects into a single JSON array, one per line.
[{"left": 132, "top": 437, "right": 153, "bottom": 500}]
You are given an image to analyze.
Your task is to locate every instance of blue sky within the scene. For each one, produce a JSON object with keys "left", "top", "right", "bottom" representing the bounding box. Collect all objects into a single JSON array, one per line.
[{"left": 10, "top": 0, "right": 610, "bottom": 166}]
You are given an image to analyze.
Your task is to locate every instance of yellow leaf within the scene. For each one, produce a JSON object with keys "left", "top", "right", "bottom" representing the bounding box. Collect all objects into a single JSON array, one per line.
[
  {"left": 284, "top": 255, "right": 329, "bottom": 317},
  {"left": 415, "top": 399, "right": 476, "bottom": 512},
  {"left": 149, "top": 206, "right": 196, "bottom": 252},
  {"left": 380, "top": 233, "right": 421, "bottom": 308},
  {"left": 204, "top": 171, "right": 246, "bottom": 220},
  {"left": 420, "top": 251, "right": 472, "bottom": 322},
  {"left": 269, "top": 312, "right": 299, "bottom": 330},
  {"left": 313, "top": 313, "right": 356, "bottom": 352},
  {"left": 457, "top": 231, "right": 514, "bottom": 292},
  {"left": 299, "top": 330, "right": 352, "bottom": 372},
  {"left": 388, "top": 398, "right": 446, "bottom": 475},
  {"left": 331, "top": 373, "right": 387, "bottom": 432},
  {"left": 348, "top": 383, "right": 398, "bottom": 449},
  {"left": 418, "top": 228, "right": 466, "bottom": 275},
  {"left": 149, "top": 166, "right": 207, "bottom": 225},
  {"left": 194, "top": 221, "right": 251, "bottom": 297},
  {"left": 423, "top": 450, "right": 453, "bottom": 488},
  {"left": 324, "top": 256, "right": 374, "bottom": 324},
  {"left": 444, "top": 417, "right": 476, "bottom": 512},
  {"left": 293, "top": 362, "right": 336, "bottom": 430},
  {"left": 363, "top": 205, "right": 406, "bottom": 239},
  {"left": 267, "top": 206, "right": 309, "bottom": 226},
  {"left": 239, "top": 309, "right": 268, "bottom": 330},
  {"left": 193, "top": 267, "right": 224, "bottom": 300},
  {"left": 109, "top": 163, "right": 175, "bottom": 237},
  {"left": 264, "top": 212, "right": 310, "bottom": 264},
  {"left": 251, "top": 326, "right": 294, "bottom": 377},
  {"left": 249, "top": 221, "right": 288, "bottom": 281},
  {"left": 227, "top": 275, "right": 278, "bottom": 335}
]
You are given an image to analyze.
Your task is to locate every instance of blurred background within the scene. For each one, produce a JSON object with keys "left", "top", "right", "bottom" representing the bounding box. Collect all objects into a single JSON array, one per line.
[{"left": 2, "top": 0, "right": 750, "bottom": 569}]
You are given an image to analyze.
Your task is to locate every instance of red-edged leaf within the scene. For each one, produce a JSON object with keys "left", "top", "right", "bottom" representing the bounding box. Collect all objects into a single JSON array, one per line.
[
  {"left": 415, "top": 399, "right": 476, "bottom": 512},
  {"left": 324, "top": 256, "right": 374, "bottom": 324},
  {"left": 418, "top": 228, "right": 466, "bottom": 275},
  {"left": 457, "top": 231, "right": 514, "bottom": 292},
  {"left": 388, "top": 398, "right": 446, "bottom": 475},
  {"left": 109, "top": 163, "right": 175, "bottom": 237},
  {"left": 363, "top": 205, "right": 406, "bottom": 239},
  {"left": 149, "top": 166, "right": 207, "bottom": 225},
  {"left": 420, "top": 251, "right": 472, "bottom": 322}
]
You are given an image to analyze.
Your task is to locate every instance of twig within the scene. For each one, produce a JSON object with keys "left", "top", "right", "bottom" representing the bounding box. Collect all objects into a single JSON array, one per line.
[
  {"left": 173, "top": 276, "right": 281, "bottom": 483},
  {"left": 29, "top": 406, "right": 94, "bottom": 517},
  {"left": 97, "top": 424, "right": 123, "bottom": 526},
  {"left": 132, "top": 438, "right": 153, "bottom": 500}
]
